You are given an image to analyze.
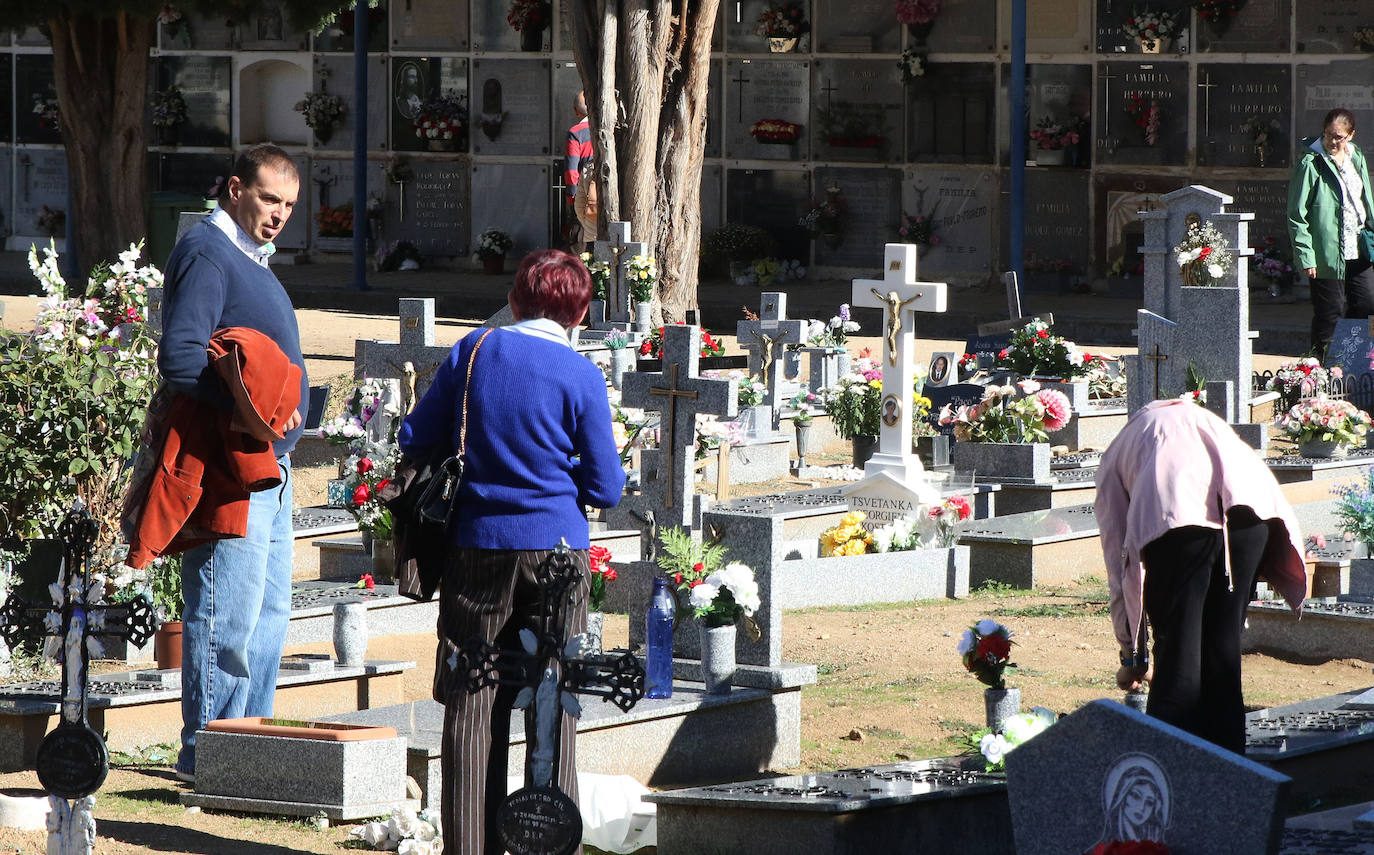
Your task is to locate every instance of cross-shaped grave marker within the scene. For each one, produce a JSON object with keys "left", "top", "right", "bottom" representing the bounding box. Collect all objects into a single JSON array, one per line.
[
  {"left": 593, "top": 221, "right": 647, "bottom": 324},
  {"left": 735, "top": 292, "right": 807, "bottom": 430},
  {"left": 1197, "top": 70, "right": 1218, "bottom": 139},
  {"left": 0, "top": 509, "right": 159, "bottom": 854},
  {"left": 354, "top": 297, "right": 455, "bottom": 416},
  {"left": 622, "top": 325, "right": 738, "bottom": 530},
  {"left": 845, "top": 243, "right": 946, "bottom": 506}
]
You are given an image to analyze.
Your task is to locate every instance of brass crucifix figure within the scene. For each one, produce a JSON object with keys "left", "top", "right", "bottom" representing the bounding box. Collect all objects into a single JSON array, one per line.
[
  {"left": 389, "top": 359, "right": 440, "bottom": 414},
  {"left": 749, "top": 328, "right": 792, "bottom": 388},
  {"left": 871, "top": 287, "right": 922, "bottom": 368}
]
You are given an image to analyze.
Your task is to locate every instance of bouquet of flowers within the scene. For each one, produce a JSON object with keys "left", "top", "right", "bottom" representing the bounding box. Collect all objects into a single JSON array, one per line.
[
  {"left": 580, "top": 252, "right": 612, "bottom": 300},
  {"left": 898, "top": 213, "right": 938, "bottom": 246},
  {"left": 696, "top": 414, "right": 742, "bottom": 461},
  {"left": 588, "top": 545, "right": 616, "bottom": 611},
  {"left": 475, "top": 227, "right": 513, "bottom": 260},
  {"left": 1082, "top": 353, "right": 1127, "bottom": 400},
  {"left": 1190, "top": 0, "right": 1245, "bottom": 26},
  {"left": 627, "top": 254, "right": 657, "bottom": 304},
  {"left": 995, "top": 319, "right": 1089, "bottom": 379},
  {"left": 346, "top": 446, "right": 398, "bottom": 540},
  {"left": 507, "top": 0, "right": 552, "bottom": 31},
  {"left": 820, "top": 357, "right": 884, "bottom": 439},
  {"left": 1266, "top": 358, "right": 1342, "bottom": 403},
  {"left": 1173, "top": 220, "right": 1234, "bottom": 287},
  {"left": 1277, "top": 397, "right": 1372, "bottom": 447},
  {"left": 755, "top": 1, "right": 809, "bottom": 38},
  {"left": 1028, "top": 115, "right": 1080, "bottom": 151},
  {"left": 737, "top": 374, "right": 766, "bottom": 408},
  {"left": 968, "top": 708, "right": 1056, "bottom": 772},
  {"left": 1251, "top": 236, "right": 1293, "bottom": 290},
  {"left": 349, "top": 804, "right": 442, "bottom": 854},
  {"left": 1355, "top": 26, "right": 1374, "bottom": 50},
  {"left": 897, "top": 48, "right": 926, "bottom": 85},
  {"left": 36, "top": 206, "right": 66, "bottom": 238},
  {"left": 799, "top": 190, "right": 846, "bottom": 238},
  {"left": 318, "top": 378, "right": 395, "bottom": 447},
  {"left": 316, "top": 201, "right": 353, "bottom": 237},
  {"left": 894, "top": 0, "right": 941, "bottom": 25},
  {"left": 32, "top": 94, "right": 59, "bottom": 131},
  {"left": 1126, "top": 94, "right": 1161, "bottom": 146},
  {"left": 939, "top": 381, "right": 1072, "bottom": 443},
  {"left": 413, "top": 93, "right": 467, "bottom": 143},
  {"left": 610, "top": 398, "right": 651, "bottom": 465},
  {"left": 820, "top": 510, "right": 876, "bottom": 557},
  {"left": 733, "top": 257, "right": 806, "bottom": 287},
  {"left": 1335, "top": 468, "right": 1374, "bottom": 549},
  {"left": 638, "top": 325, "right": 724, "bottom": 358},
  {"left": 151, "top": 85, "right": 188, "bottom": 129},
  {"left": 749, "top": 119, "right": 801, "bottom": 143},
  {"left": 928, "top": 495, "right": 972, "bottom": 547},
  {"left": 957, "top": 618, "right": 1016, "bottom": 689},
  {"left": 658, "top": 525, "right": 730, "bottom": 615},
  {"left": 689, "top": 562, "right": 761, "bottom": 627},
  {"left": 294, "top": 89, "right": 347, "bottom": 135},
  {"left": 812, "top": 303, "right": 860, "bottom": 347},
  {"left": 790, "top": 390, "right": 820, "bottom": 424},
  {"left": 1120, "top": 9, "right": 1177, "bottom": 44},
  {"left": 871, "top": 515, "right": 923, "bottom": 552}
]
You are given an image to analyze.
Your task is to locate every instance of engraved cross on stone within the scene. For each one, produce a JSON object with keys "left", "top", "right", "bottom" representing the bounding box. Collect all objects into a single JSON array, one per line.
[
  {"left": 593, "top": 221, "right": 647, "bottom": 323},
  {"left": 1142, "top": 343, "right": 1168, "bottom": 399},
  {"left": 622, "top": 326, "right": 737, "bottom": 529}
]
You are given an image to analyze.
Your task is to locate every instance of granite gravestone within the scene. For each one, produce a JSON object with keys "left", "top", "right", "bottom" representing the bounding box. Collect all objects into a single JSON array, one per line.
[
  {"left": 1095, "top": 61, "right": 1189, "bottom": 167},
  {"left": 726, "top": 58, "right": 810, "bottom": 162},
  {"left": 391, "top": 0, "right": 470, "bottom": 50},
  {"left": 593, "top": 221, "right": 648, "bottom": 325},
  {"left": 13, "top": 149, "right": 67, "bottom": 242},
  {"left": 353, "top": 298, "right": 455, "bottom": 409},
  {"left": 386, "top": 159, "right": 468, "bottom": 256},
  {"left": 1094, "top": 0, "right": 1188, "bottom": 53},
  {"left": 315, "top": 55, "right": 388, "bottom": 151},
  {"left": 1016, "top": 170, "right": 1090, "bottom": 291},
  {"left": 1213, "top": 179, "right": 1289, "bottom": 250},
  {"left": 726, "top": 168, "right": 810, "bottom": 262},
  {"left": 472, "top": 0, "right": 536, "bottom": 52},
  {"left": 918, "top": 0, "right": 995, "bottom": 51},
  {"left": 1017, "top": 0, "right": 1093, "bottom": 53},
  {"left": 158, "top": 55, "right": 233, "bottom": 148},
  {"left": 15, "top": 54, "right": 60, "bottom": 145},
  {"left": 1007, "top": 62, "right": 1093, "bottom": 166},
  {"left": 814, "top": 0, "right": 898, "bottom": 53},
  {"left": 735, "top": 292, "right": 807, "bottom": 425},
  {"left": 814, "top": 168, "right": 902, "bottom": 268},
  {"left": 906, "top": 62, "right": 995, "bottom": 163},
  {"left": 1093, "top": 174, "right": 1175, "bottom": 280},
  {"left": 1196, "top": 64, "right": 1291, "bottom": 170},
  {"left": 309, "top": 159, "right": 386, "bottom": 251},
  {"left": 470, "top": 59, "right": 552, "bottom": 157},
  {"left": 1296, "top": 0, "right": 1374, "bottom": 53},
  {"left": 811, "top": 59, "right": 903, "bottom": 165},
  {"left": 1324, "top": 319, "right": 1374, "bottom": 387},
  {"left": 1194, "top": 0, "right": 1291, "bottom": 53},
  {"left": 905, "top": 168, "right": 997, "bottom": 274},
  {"left": 471, "top": 164, "right": 551, "bottom": 259},
  {"left": 1005, "top": 700, "right": 1290, "bottom": 855},
  {"left": 1295, "top": 62, "right": 1374, "bottom": 147},
  {"left": 390, "top": 57, "right": 432, "bottom": 152}
]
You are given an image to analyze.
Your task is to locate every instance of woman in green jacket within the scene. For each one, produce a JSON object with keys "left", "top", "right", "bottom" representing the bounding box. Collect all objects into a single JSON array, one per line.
[{"left": 1287, "top": 107, "right": 1374, "bottom": 358}]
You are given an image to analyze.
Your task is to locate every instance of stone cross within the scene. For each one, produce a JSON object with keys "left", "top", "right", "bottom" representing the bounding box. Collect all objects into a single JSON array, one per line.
[
  {"left": 847, "top": 243, "right": 946, "bottom": 502},
  {"left": 354, "top": 298, "right": 454, "bottom": 409},
  {"left": 622, "top": 325, "right": 738, "bottom": 530},
  {"left": 593, "top": 221, "right": 647, "bottom": 323},
  {"left": 735, "top": 292, "right": 807, "bottom": 419}
]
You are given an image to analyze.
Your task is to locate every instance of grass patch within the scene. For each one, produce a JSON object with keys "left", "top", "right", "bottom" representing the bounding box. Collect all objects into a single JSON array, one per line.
[
  {"left": 971, "top": 580, "right": 1030, "bottom": 598},
  {"left": 992, "top": 603, "right": 1109, "bottom": 619},
  {"left": 937, "top": 718, "right": 982, "bottom": 736},
  {"left": 816, "top": 662, "right": 849, "bottom": 676},
  {"left": 790, "top": 600, "right": 926, "bottom": 615},
  {"left": 110, "top": 742, "right": 178, "bottom": 767}
]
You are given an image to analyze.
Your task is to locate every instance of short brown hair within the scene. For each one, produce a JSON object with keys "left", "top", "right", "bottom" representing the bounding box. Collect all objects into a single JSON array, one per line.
[
  {"left": 509, "top": 249, "right": 592, "bottom": 328},
  {"left": 225, "top": 144, "right": 299, "bottom": 201}
]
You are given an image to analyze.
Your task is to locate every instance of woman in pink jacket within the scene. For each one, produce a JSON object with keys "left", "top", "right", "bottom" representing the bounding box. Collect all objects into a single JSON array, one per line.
[{"left": 1094, "top": 399, "right": 1307, "bottom": 753}]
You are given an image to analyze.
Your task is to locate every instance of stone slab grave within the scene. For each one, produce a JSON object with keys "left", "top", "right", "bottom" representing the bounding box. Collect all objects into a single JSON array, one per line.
[
  {"left": 1006, "top": 699, "right": 1290, "bottom": 855},
  {"left": 1054, "top": 399, "right": 1129, "bottom": 454},
  {"left": 956, "top": 504, "right": 1103, "bottom": 590},
  {"left": 646, "top": 758, "right": 1011, "bottom": 855},
  {"left": 992, "top": 462, "right": 1103, "bottom": 515},
  {"left": 1246, "top": 687, "right": 1374, "bottom": 811},
  {"left": 326, "top": 663, "right": 817, "bottom": 808},
  {"left": 1123, "top": 185, "right": 1268, "bottom": 451},
  {"left": 1243, "top": 600, "right": 1374, "bottom": 664},
  {"left": 182, "top": 718, "right": 414, "bottom": 820},
  {"left": 283, "top": 581, "right": 439, "bottom": 646},
  {"left": 0, "top": 656, "right": 413, "bottom": 771}
]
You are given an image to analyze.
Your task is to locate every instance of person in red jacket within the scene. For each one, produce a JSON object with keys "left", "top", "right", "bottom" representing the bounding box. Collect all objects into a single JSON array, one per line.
[{"left": 565, "top": 91, "right": 593, "bottom": 247}]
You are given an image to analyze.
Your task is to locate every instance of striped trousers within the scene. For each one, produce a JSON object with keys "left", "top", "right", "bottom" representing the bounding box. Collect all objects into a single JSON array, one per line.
[{"left": 435, "top": 547, "right": 588, "bottom": 855}]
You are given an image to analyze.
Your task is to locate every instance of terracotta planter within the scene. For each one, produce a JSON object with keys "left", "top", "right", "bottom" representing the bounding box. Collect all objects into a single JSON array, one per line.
[
  {"left": 154, "top": 621, "right": 183, "bottom": 671},
  {"left": 482, "top": 254, "right": 505, "bottom": 275}
]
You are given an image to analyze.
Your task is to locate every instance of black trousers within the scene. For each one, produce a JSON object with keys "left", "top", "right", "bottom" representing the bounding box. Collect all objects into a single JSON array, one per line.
[
  {"left": 436, "top": 547, "right": 589, "bottom": 855},
  {"left": 1311, "top": 256, "right": 1374, "bottom": 356},
  {"left": 1139, "top": 508, "right": 1269, "bottom": 754}
]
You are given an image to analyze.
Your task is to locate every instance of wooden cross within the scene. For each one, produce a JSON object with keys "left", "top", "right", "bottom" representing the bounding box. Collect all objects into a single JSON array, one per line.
[
  {"left": 1142, "top": 343, "right": 1168, "bottom": 399},
  {"left": 650, "top": 364, "right": 698, "bottom": 510}
]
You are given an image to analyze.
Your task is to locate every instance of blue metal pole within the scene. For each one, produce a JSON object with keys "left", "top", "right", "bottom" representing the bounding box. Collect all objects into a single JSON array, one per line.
[
  {"left": 1009, "top": 0, "right": 1027, "bottom": 292},
  {"left": 352, "top": 1, "right": 371, "bottom": 291}
]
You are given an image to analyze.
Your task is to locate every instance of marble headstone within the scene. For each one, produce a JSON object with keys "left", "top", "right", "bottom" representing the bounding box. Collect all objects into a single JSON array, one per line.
[
  {"left": 470, "top": 59, "right": 552, "bottom": 157},
  {"left": 1294, "top": 61, "right": 1374, "bottom": 147},
  {"left": 390, "top": 0, "right": 470, "bottom": 51},
  {"left": 15, "top": 54, "right": 60, "bottom": 145},
  {"left": 1195, "top": 63, "right": 1291, "bottom": 170},
  {"left": 314, "top": 54, "right": 388, "bottom": 151},
  {"left": 725, "top": 58, "right": 810, "bottom": 162},
  {"left": 1194, "top": 0, "right": 1291, "bottom": 53},
  {"left": 1095, "top": 61, "right": 1189, "bottom": 167},
  {"left": 814, "top": 0, "right": 898, "bottom": 53},
  {"left": 811, "top": 59, "right": 903, "bottom": 165},
  {"left": 1295, "top": 0, "right": 1374, "bottom": 53},
  {"left": 907, "top": 62, "right": 995, "bottom": 163},
  {"left": 470, "top": 163, "right": 549, "bottom": 258},
  {"left": 904, "top": 168, "right": 997, "bottom": 274},
  {"left": 813, "top": 168, "right": 902, "bottom": 268},
  {"left": 726, "top": 168, "right": 811, "bottom": 262}
]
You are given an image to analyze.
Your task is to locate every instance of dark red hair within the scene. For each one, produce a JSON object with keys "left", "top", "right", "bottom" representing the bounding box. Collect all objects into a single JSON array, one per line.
[{"left": 509, "top": 249, "right": 591, "bottom": 328}]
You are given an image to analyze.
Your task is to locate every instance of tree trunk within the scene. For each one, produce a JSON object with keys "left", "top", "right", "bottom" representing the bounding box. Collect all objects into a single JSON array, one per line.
[
  {"left": 572, "top": 0, "right": 719, "bottom": 324},
  {"left": 48, "top": 11, "right": 154, "bottom": 280}
]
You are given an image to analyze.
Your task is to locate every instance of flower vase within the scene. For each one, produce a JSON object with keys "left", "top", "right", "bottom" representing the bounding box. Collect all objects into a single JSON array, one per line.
[
  {"left": 821, "top": 232, "right": 843, "bottom": 250},
  {"left": 851, "top": 434, "right": 878, "bottom": 468},
  {"left": 314, "top": 126, "right": 333, "bottom": 147},
  {"left": 482, "top": 254, "right": 505, "bottom": 275},
  {"left": 154, "top": 621, "right": 184, "bottom": 671},
  {"left": 794, "top": 420, "right": 813, "bottom": 467},
  {"left": 906, "top": 20, "right": 935, "bottom": 46},
  {"left": 739, "top": 405, "right": 774, "bottom": 439},
  {"left": 1299, "top": 439, "right": 1348, "bottom": 459},
  {"left": 985, "top": 686, "right": 1021, "bottom": 732},
  {"left": 156, "top": 125, "right": 181, "bottom": 147},
  {"left": 610, "top": 347, "right": 634, "bottom": 390},
  {"left": 585, "top": 611, "right": 604, "bottom": 653},
  {"left": 1124, "top": 689, "right": 1149, "bottom": 713},
  {"left": 520, "top": 26, "right": 545, "bottom": 51},
  {"left": 427, "top": 138, "right": 456, "bottom": 152},
  {"left": 332, "top": 601, "right": 368, "bottom": 666},
  {"left": 634, "top": 301, "right": 653, "bottom": 333},
  {"left": 699, "top": 621, "right": 736, "bottom": 695},
  {"left": 371, "top": 538, "right": 396, "bottom": 582},
  {"left": 767, "top": 37, "right": 798, "bottom": 52},
  {"left": 1139, "top": 36, "right": 1171, "bottom": 53},
  {"left": 1032, "top": 148, "right": 1068, "bottom": 166}
]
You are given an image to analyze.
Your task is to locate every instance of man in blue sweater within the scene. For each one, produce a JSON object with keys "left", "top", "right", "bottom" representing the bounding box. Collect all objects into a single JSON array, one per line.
[{"left": 158, "top": 143, "right": 308, "bottom": 782}]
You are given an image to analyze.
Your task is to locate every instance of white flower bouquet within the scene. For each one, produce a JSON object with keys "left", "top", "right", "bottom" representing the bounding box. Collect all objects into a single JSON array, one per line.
[
  {"left": 1173, "top": 220, "right": 1234, "bottom": 287},
  {"left": 688, "top": 562, "right": 761, "bottom": 627}
]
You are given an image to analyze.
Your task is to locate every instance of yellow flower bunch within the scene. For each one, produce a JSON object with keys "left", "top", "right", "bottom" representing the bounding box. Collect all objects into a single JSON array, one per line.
[
  {"left": 819, "top": 510, "right": 876, "bottom": 557},
  {"left": 627, "top": 253, "right": 657, "bottom": 303}
]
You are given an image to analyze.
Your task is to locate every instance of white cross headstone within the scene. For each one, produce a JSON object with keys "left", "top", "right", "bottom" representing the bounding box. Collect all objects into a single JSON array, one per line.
[
  {"left": 593, "top": 221, "right": 648, "bottom": 323},
  {"left": 735, "top": 292, "right": 807, "bottom": 426},
  {"left": 844, "top": 244, "right": 947, "bottom": 517}
]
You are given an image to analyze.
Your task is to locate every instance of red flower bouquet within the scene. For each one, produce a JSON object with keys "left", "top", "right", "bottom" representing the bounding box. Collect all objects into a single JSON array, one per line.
[
  {"left": 588, "top": 545, "right": 617, "bottom": 611},
  {"left": 957, "top": 618, "right": 1016, "bottom": 689},
  {"left": 749, "top": 118, "right": 801, "bottom": 144}
]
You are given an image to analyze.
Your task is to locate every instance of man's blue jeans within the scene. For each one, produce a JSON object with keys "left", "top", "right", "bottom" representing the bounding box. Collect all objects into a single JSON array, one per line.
[{"left": 176, "top": 455, "right": 293, "bottom": 775}]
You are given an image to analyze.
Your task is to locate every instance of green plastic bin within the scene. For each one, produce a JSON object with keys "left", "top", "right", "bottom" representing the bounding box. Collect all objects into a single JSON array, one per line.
[{"left": 148, "top": 191, "right": 211, "bottom": 268}]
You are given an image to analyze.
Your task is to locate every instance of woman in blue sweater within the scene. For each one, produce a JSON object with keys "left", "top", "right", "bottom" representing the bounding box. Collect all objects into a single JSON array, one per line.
[{"left": 398, "top": 248, "right": 624, "bottom": 855}]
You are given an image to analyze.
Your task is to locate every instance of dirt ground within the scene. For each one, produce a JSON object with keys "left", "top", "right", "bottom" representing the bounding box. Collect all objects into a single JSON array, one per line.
[{"left": 0, "top": 300, "right": 1362, "bottom": 853}]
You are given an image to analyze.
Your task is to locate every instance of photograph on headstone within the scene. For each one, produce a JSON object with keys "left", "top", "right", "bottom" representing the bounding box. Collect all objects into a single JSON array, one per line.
[
  {"left": 238, "top": 1, "right": 308, "bottom": 50},
  {"left": 155, "top": 55, "right": 233, "bottom": 148},
  {"left": 474, "top": 0, "right": 551, "bottom": 51},
  {"left": 391, "top": 0, "right": 469, "bottom": 50},
  {"left": 725, "top": 0, "right": 812, "bottom": 54},
  {"left": 1094, "top": 60, "right": 1189, "bottom": 166},
  {"left": 1008, "top": 169, "right": 1091, "bottom": 292},
  {"left": 15, "top": 54, "right": 60, "bottom": 145},
  {"left": 1295, "top": 0, "right": 1374, "bottom": 53},
  {"left": 470, "top": 59, "right": 552, "bottom": 156},
  {"left": 471, "top": 163, "right": 549, "bottom": 258},
  {"left": 903, "top": 168, "right": 997, "bottom": 274},
  {"left": 1092, "top": 172, "right": 1174, "bottom": 290},
  {"left": 1194, "top": 0, "right": 1290, "bottom": 52},
  {"left": 312, "top": 3, "right": 389, "bottom": 52},
  {"left": 725, "top": 58, "right": 810, "bottom": 161},
  {"left": 813, "top": 167, "right": 902, "bottom": 268},
  {"left": 314, "top": 55, "right": 389, "bottom": 151},
  {"left": 0, "top": 54, "right": 10, "bottom": 143},
  {"left": 12, "top": 149, "right": 67, "bottom": 242},
  {"left": 1294, "top": 61, "right": 1374, "bottom": 148},
  {"left": 815, "top": 0, "right": 898, "bottom": 53},
  {"left": 916, "top": 0, "right": 996, "bottom": 52},
  {"left": 727, "top": 167, "right": 811, "bottom": 262},
  {"left": 1095, "top": 0, "right": 1187, "bottom": 54},
  {"left": 1195, "top": 64, "right": 1291, "bottom": 170},
  {"left": 382, "top": 159, "right": 471, "bottom": 257},
  {"left": 1001, "top": 63, "right": 1092, "bottom": 168},
  {"left": 155, "top": 152, "right": 234, "bottom": 196},
  {"left": 811, "top": 59, "right": 903, "bottom": 165},
  {"left": 906, "top": 62, "right": 995, "bottom": 163},
  {"left": 390, "top": 56, "right": 468, "bottom": 153}
]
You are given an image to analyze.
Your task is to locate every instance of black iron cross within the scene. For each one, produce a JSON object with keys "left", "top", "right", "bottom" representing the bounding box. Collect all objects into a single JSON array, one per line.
[
  {"left": 1142, "top": 344, "right": 1168, "bottom": 399},
  {"left": 1, "top": 509, "right": 158, "bottom": 800},
  {"left": 821, "top": 77, "right": 839, "bottom": 107}
]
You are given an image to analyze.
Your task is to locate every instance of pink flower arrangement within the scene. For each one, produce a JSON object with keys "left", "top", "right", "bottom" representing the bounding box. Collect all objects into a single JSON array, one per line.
[
  {"left": 938, "top": 383, "right": 1071, "bottom": 443},
  {"left": 1278, "top": 397, "right": 1372, "bottom": 448},
  {"left": 894, "top": 0, "right": 941, "bottom": 25}
]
